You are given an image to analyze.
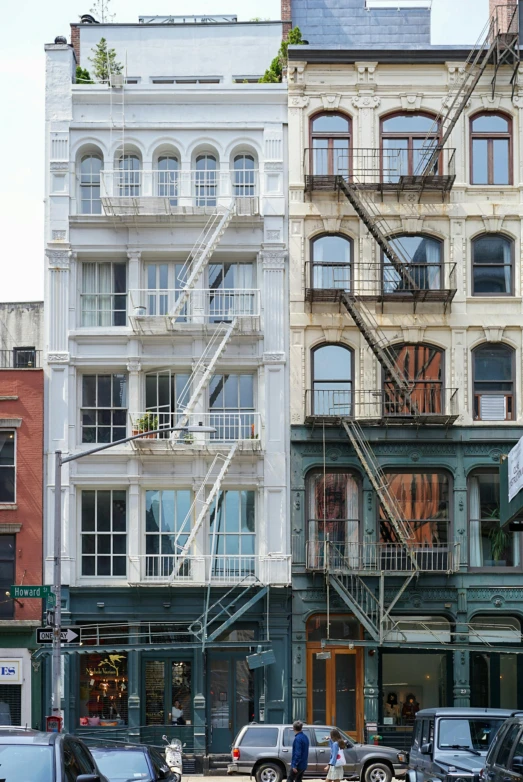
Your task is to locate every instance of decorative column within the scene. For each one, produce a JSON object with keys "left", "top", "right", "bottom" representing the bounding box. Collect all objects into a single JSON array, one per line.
[
  {"left": 127, "top": 250, "right": 141, "bottom": 316},
  {"left": 364, "top": 648, "right": 380, "bottom": 728},
  {"left": 127, "top": 359, "right": 142, "bottom": 435},
  {"left": 128, "top": 624, "right": 141, "bottom": 735},
  {"left": 454, "top": 587, "right": 471, "bottom": 706}
]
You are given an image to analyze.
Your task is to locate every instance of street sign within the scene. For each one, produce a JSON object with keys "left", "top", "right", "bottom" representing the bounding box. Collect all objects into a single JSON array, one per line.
[
  {"left": 10, "top": 585, "right": 52, "bottom": 599},
  {"left": 36, "top": 627, "right": 80, "bottom": 645},
  {"left": 46, "top": 593, "right": 56, "bottom": 607}
]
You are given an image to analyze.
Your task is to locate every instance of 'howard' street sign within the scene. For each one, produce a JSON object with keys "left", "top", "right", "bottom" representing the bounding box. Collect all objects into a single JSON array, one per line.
[{"left": 10, "top": 585, "right": 52, "bottom": 599}]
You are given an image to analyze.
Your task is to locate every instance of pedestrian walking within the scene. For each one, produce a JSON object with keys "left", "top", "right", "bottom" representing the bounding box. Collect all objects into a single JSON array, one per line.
[
  {"left": 323, "top": 728, "right": 347, "bottom": 782},
  {"left": 288, "top": 720, "right": 309, "bottom": 782}
]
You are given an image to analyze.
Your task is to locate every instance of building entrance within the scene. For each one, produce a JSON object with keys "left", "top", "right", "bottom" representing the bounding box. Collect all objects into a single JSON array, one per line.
[{"left": 208, "top": 654, "right": 255, "bottom": 753}]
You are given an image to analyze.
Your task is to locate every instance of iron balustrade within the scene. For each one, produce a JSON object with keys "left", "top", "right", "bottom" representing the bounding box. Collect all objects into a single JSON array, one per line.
[
  {"left": 305, "top": 388, "right": 459, "bottom": 423},
  {"left": 129, "top": 288, "right": 260, "bottom": 321},
  {"left": 305, "top": 540, "right": 460, "bottom": 573},
  {"left": 129, "top": 411, "right": 262, "bottom": 443},
  {"left": 0, "top": 349, "right": 41, "bottom": 368},
  {"left": 137, "top": 554, "right": 291, "bottom": 585}
]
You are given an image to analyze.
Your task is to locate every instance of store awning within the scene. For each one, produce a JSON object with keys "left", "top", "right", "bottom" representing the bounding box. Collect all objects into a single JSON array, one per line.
[{"left": 32, "top": 640, "right": 270, "bottom": 660}]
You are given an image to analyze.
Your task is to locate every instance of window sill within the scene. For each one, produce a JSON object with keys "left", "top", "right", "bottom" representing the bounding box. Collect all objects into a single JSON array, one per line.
[
  {"left": 467, "top": 296, "right": 521, "bottom": 302},
  {"left": 468, "top": 566, "right": 523, "bottom": 573},
  {"left": 0, "top": 504, "right": 18, "bottom": 511}
]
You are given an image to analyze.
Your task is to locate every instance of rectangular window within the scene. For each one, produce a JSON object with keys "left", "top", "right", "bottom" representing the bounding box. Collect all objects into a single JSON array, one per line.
[
  {"left": 81, "top": 490, "right": 127, "bottom": 577},
  {"left": 81, "top": 374, "right": 127, "bottom": 444},
  {"left": 381, "top": 652, "right": 448, "bottom": 722},
  {"left": 469, "top": 472, "right": 518, "bottom": 568},
  {"left": 209, "top": 373, "right": 255, "bottom": 440},
  {"left": 13, "top": 347, "right": 37, "bottom": 368},
  {"left": 81, "top": 262, "right": 127, "bottom": 327},
  {"left": 0, "top": 536, "right": 15, "bottom": 619},
  {"left": 380, "top": 472, "right": 450, "bottom": 545},
  {"left": 145, "top": 263, "right": 187, "bottom": 319},
  {"left": 240, "top": 727, "right": 279, "bottom": 747},
  {"left": 209, "top": 490, "right": 255, "bottom": 577},
  {"left": 79, "top": 653, "right": 128, "bottom": 725},
  {"left": 208, "top": 263, "right": 255, "bottom": 321},
  {"left": 0, "top": 432, "right": 15, "bottom": 503},
  {"left": 145, "top": 489, "right": 191, "bottom": 578}
]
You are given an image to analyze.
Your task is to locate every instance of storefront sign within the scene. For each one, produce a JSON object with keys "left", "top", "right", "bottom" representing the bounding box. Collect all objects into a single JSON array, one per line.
[
  {"left": 0, "top": 659, "right": 22, "bottom": 684},
  {"left": 508, "top": 435, "right": 523, "bottom": 502}
]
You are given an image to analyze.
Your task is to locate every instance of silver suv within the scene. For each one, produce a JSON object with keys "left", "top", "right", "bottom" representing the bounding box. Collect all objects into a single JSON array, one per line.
[{"left": 228, "top": 724, "right": 408, "bottom": 782}]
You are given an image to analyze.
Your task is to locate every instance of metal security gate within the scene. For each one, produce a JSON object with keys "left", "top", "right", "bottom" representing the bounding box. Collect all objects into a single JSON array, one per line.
[{"left": 0, "top": 684, "right": 22, "bottom": 725}]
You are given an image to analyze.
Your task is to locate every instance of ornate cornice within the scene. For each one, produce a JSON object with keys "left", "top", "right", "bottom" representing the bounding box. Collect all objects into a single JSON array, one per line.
[
  {"left": 288, "top": 95, "right": 309, "bottom": 108},
  {"left": 259, "top": 248, "right": 287, "bottom": 269}
]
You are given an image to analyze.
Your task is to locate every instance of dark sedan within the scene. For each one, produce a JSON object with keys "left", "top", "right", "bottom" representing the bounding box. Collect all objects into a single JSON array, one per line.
[{"left": 90, "top": 745, "right": 173, "bottom": 782}]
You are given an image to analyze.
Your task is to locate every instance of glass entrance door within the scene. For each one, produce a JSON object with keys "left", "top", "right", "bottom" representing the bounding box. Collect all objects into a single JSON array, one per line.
[
  {"left": 307, "top": 648, "right": 363, "bottom": 740},
  {"left": 209, "top": 655, "right": 255, "bottom": 753}
]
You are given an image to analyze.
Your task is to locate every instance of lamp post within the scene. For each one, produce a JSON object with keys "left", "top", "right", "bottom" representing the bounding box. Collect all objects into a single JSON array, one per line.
[{"left": 51, "top": 423, "right": 216, "bottom": 721}]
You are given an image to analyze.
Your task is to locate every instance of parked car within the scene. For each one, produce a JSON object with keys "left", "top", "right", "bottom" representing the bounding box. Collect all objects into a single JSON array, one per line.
[
  {"left": 227, "top": 723, "right": 408, "bottom": 782},
  {"left": 0, "top": 726, "right": 109, "bottom": 782},
  {"left": 90, "top": 745, "right": 174, "bottom": 781},
  {"left": 482, "top": 713, "right": 523, "bottom": 782},
  {"left": 407, "top": 708, "right": 514, "bottom": 782}
]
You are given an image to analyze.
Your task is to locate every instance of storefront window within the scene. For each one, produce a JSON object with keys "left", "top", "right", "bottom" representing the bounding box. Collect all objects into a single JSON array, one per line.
[
  {"left": 307, "top": 615, "right": 360, "bottom": 641},
  {"left": 381, "top": 652, "right": 448, "bottom": 723},
  {"left": 380, "top": 472, "right": 450, "bottom": 545},
  {"left": 79, "top": 653, "right": 128, "bottom": 726},
  {"left": 470, "top": 616, "right": 521, "bottom": 708},
  {"left": 469, "top": 471, "right": 519, "bottom": 567},
  {"left": 171, "top": 662, "right": 192, "bottom": 725},
  {"left": 145, "top": 661, "right": 165, "bottom": 725},
  {"left": 144, "top": 659, "right": 193, "bottom": 726}
]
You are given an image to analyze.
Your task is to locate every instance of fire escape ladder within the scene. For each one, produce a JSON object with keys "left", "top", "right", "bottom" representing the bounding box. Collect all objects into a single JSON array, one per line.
[
  {"left": 342, "top": 419, "right": 415, "bottom": 547},
  {"left": 170, "top": 442, "right": 240, "bottom": 579},
  {"left": 189, "top": 579, "right": 267, "bottom": 649},
  {"left": 329, "top": 572, "right": 381, "bottom": 641},
  {"left": 169, "top": 199, "right": 236, "bottom": 323}
]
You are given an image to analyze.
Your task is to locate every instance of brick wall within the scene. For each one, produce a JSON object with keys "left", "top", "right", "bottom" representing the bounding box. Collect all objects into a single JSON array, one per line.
[
  {"left": 71, "top": 25, "right": 80, "bottom": 67},
  {"left": 282, "top": 0, "right": 292, "bottom": 36},
  {"left": 0, "top": 371, "right": 44, "bottom": 621},
  {"left": 490, "top": 0, "right": 518, "bottom": 33}
]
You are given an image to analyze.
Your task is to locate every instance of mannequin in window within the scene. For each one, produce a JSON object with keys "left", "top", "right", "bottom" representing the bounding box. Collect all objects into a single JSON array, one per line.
[
  {"left": 384, "top": 692, "right": 400, "bottom": 723},
  {"left": 401, "top": 693, "right": 420, "bottom": 724}
]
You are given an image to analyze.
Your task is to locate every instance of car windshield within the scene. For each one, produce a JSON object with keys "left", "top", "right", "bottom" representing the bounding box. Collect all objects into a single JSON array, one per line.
[
  {"left": 0, "top": 744, "right": 54, "bottom": 782},
  {"left": 438, "top": 719, "right": 505, "bottom": 751},
  {"left": 91, "top": 748, "right": 152, "bottom": 781}
]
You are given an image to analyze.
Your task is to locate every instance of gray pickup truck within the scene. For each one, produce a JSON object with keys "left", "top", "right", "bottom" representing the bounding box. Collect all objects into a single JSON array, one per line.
[{"left": 228, "top": 723, "right": 408, "bottom": 782}]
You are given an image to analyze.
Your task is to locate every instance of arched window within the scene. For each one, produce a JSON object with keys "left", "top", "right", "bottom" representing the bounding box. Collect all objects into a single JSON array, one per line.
[
  {"left": 470, "top": 112, "right": 512, "bottom": 185},
  {"left": 381, "top": 113, "right": 439, "bottom": 181},
  {"left": 306, "top": 469, "right": 360, "bottom": 569},
  {"left": 469, "top": 470, "right": 520, "bottom": 569},
  {"left": 383, "top": 235, "right": 442, "bottom": 293},
  {"left": 472, "top": 234, "right": 513, "bottom": 295},
  {"left": 383, "top": 343, "right": 443, "bottom": 415},
  {"left": 311, "top": 234, "right": 351, "bottom": 290},
  {"left": 80, "top": 155, "right": 102, "bottom": 214},
  {"left": 156, "top": 155, "right": 179, "bottom": 202},
  {"left": 311, "top": 344, "right": 353, "bottom": 416},
  {"left": 233, "top": 154, "right": 256, "bottom": 197},
  {"left": 310, "top": 113, "right": 351, "bottom": 176},
  {"left": 195, "top": 153, "right": 217, "bottom": 206},
  {"left": 116, "top": 153, "right": 141, "bottom": 197},
  {"left": 473, "top": 344, "right": 514, "bottom": 421}
]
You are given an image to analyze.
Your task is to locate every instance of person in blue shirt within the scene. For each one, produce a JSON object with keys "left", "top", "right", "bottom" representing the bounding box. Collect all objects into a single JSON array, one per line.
[
  {"left": 323, "top": 728, "right": 347, "bottom": 781},
  {"left": 289, "top": 720, "right": 309, "bottom": 782}
]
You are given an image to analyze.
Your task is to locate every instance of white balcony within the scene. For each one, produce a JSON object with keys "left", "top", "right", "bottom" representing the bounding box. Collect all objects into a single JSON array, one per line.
[
  {"left": 128, "top": 411, "right": 262, "bottom": 452},
  {"left": 100, "top": 169, "right": 260, "bottom": 217},
  {"left": 128, "top": 288, "right": 261, "bottom": 334},
  {"left": 133, "top": 554, "right": 291, "bottom": 586}
]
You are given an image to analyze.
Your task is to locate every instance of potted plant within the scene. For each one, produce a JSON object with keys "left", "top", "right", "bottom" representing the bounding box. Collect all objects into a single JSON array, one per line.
[
  {"left": 132, "top": 412, "right": 158, "bottom": 439},
  {"left": 489, "top": 524, "right": 510, "bottom": 566}
]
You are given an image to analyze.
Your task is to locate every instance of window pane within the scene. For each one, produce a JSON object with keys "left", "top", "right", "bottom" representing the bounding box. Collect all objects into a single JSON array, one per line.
[
  {"left": 239, "top": 375, "right": 254, "bottom": 408},
  {"left": 82, "top": 376, "right": 97, "bottom": 407},
  {"left": 381, "top": 472, "right": 449, "bottom": 544},
  {"left": 81, "top": 492, "right": 96, "bottom": 531},
  {"left": 493, "top": 139, "right": 510, "bottom": 185},
  {"left": 113, "top": 491, "right": 127, "bottom": 531},
  {"left": 474, "top": 265, "right": 511, "bottom": 294},
  {"left": 0, "top": 469, "right": 15, "bottom": 502},
  {"left": 97, "top": 376, "right": 111, "bottom": 407},
  {"left": 382, "top": 114, "right": 436, "bottom": 133},
  {"left": 314, "top": 346, "right": 352, "bottom": 381},
  {"left": 161, "top": 491, "right": 175, "bottom": 533},
  {"left": 241, "top": 727, "right": 279, "bottom": 747},
  {"left": 312, "top": 236, "right": 351, "bottom": 264},
  {"left": 474, "top": 235, "right": 512, "bottom": 265},
  {"left": 97, "top": 491, "right": 111, "bottom": 531},
  {"left": 225, "top": 491, "right": 240, "bottom": 532},
  {"left": 474, "top": 347, "right": 513, "bottom": 382},
  {"left": 312, "top": 114, "right": 349, "bottom": 133},
  {"left": 0, "top": 433, "right": 15, "bottom": 465},
  {"left": 389, "top": 236, "right": 441, "bottom": 265},
  {"left": 473, "top": 139, "right": 488, "bottom": 184},
  {"left": 472, "top": 114, "right": 509, "bottom": 132}
]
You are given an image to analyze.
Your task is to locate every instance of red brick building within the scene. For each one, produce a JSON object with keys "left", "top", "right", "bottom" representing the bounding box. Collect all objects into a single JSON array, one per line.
[{"left": 0, "top": 303, "right": 44, "bottom": 727}]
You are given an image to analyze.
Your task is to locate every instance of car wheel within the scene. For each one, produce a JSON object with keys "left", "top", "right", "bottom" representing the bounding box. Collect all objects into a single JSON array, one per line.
[
  {"left": 364, "top": 763, "right": 392, "bottom": 782},
  {"left": 255, "top": 762, "right": 284, "bottom": 782}
]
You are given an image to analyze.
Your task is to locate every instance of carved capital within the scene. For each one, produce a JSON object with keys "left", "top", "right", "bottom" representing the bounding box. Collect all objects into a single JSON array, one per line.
[
  {"left": 127, "top": 359, "right": 142, "bottom": 373},
  {"left": 263, "top": 352, "right": 286, "bottom": 364},
  {"left": 127, "top": 249, "right": 142, "bottom": 261},
  {"left": 259, "top": 249, "right": 287, "bottom": 269},
  {"left": 48, "top": 352, "right": 70, "bottom": 364},
  {"left": 264, "top": 161, "right": 283, "bottom": 172},
  {"left": 288, "top": 95, "right": 309, "bottom": 108},
  {"left": 46, "top": 249, "right": 71, "bottom": 269},
  {"left": 288, "top": 61, "right": 306, "bottom": 85},
  {"left": 50, "top": 161, "right": 69, "bottom": 172}
]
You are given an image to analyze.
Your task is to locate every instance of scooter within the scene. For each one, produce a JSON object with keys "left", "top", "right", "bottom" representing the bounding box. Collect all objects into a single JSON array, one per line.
[{"left": 162, "top": 735, "right": 183, "bottom": 782}]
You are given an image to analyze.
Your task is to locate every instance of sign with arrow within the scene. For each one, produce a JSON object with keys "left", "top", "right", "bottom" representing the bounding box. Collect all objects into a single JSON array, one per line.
[{"left": 36, "top": 627, "right": 80, "bottom": 645}]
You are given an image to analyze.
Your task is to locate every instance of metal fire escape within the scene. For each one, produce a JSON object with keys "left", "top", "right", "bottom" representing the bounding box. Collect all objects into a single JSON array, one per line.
[{"left": 305, "top": 3, "right": 520, "bottom": 643}]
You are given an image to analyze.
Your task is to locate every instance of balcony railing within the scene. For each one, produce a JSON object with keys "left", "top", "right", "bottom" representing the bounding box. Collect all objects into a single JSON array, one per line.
[
  {"left": 305, "top": 261, "right": 457, "bottom": 306},
  {"left": 135, "top": 554, "right": 291, "bottom": 585},
  {"left": 305, "top": 540, "right": 460, "bottom": 574},
  {"left": 304, "top": 147, "right": 456, "bottom": 195},
  {"left": 129, "top": 411, "right": 262, "bottom": 444},
  {"left": 0, "top": 349, "right": 41, "bottom": 369},
  {"left": 128, "top": 288, "right": 261, "bottom": 324},
  {"left": 305, "top": 387, "right": 459, "bottom": 425},
  {"left": 99, "top": 170, "right": 259, "bottom": 216}
]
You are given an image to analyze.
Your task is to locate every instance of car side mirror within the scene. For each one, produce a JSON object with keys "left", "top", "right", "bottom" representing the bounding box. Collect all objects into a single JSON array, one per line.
[
  {"left": 158, "top": 768, "right": 169, "bottom": 779},
  {"left": 420, "top": 743, "right": 433, "bottom": 756},
  {"left": 77, "top": 776, "right": 101, "bottom": 782}
]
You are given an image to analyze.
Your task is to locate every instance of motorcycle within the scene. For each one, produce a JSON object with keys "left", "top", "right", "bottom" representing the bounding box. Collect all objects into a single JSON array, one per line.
[{"left": 162, "top": 735, "right": 183, "bottom": 782}]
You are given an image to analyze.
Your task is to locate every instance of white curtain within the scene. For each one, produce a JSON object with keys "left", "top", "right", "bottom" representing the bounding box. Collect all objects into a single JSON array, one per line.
[
  {"left": 425, "top": 240, "right": 441, "bottom": 289},
  {"left": 469, "top": 477, "right": 483, "bottom": 567},
  {"left": 513, "top": 532, "right": 521, "bottom": 567},
  {"left": 503, "top": 239, "right": 512, "bottom": 293},
  {"left": 234, "top": 263, "right": 253, "bottom": 315},
  {"left": 98, "top": 263, "right": 112, "bottom": 327},
  {"left": 81, "top": 263, "right": 97, "bottom": 327},
  {"left": 346, "top": 476, "right": 359, "bottom": 567}
]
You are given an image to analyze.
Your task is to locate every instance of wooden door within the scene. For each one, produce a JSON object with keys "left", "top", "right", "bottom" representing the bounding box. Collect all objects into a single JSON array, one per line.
[{"left": 307, "top": 647, "right": 363, "bottom": 741}]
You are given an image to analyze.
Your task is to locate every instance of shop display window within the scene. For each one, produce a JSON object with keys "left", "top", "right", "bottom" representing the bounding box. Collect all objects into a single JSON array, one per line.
[
  {"left": 381, "top": 652, "right": 448, "bottom": 724},
  {"left": 79, "top": 653, "right": 128, "bottom": 726}
]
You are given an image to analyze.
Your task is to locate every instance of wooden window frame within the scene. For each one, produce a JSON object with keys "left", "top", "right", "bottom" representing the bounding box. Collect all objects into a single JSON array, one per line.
[
  {"left": 311, "top": 343, "right": 354, "bottom": 416},
  {"left": 310, "top": 233, "right": 353, "bottom": 291},
  {"left": 380, "top": 111, "right": 441, "bottom": 177},
  {"left": 309, "top": 111, "right": 352, "bottom": 176},
  {"left": 472, "top": 343, "right": 515, "bottom": 422},
  {"left": 471, "top": 233, "right": 514, "bottom": 297},
  {"left": 470, "top": 111, "right": 513, "bottom": 186}
]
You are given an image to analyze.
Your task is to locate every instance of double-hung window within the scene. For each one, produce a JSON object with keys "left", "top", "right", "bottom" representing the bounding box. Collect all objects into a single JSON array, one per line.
[
  {"left": 81, "top": 262, "right": 127, "bottom": 327},
  {"left": 0, "top": 431, "right": 15, "bottom": 503},
  {"left": 209, "top": 373, "right": 255, "bottom": 440},
  {"left": 471, "top": 113, "right": 512, "bottom": 185},
  {"left": 81, "top": 374, "right": 127, "bottom": 443},
  {"left": 208, "top": 262, "right": 255, "bottom": 321},
  {"left": 473, "top": 344, "right": 514, "bottom": 421},
  {"left": 0, "top": 535, "right": 15, "bottom": 618},
  {"left": 145, "top": 489, "right": 191, "bottom": 578},
  {"left": 209, "top": 490, "right": 255, "bottom": 577},
  {"left": 145, "top": 263, "right": 187, "bottom": 319},
  {"left": 81, "top": 490, "right": 127, "bottom": 577}
]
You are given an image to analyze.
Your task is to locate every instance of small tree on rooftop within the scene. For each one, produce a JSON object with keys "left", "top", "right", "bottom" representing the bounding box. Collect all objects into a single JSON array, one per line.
[
  {"left": 76, "top": 65, "right": 94, "bottom": 84},
  {"left": 259, "top": 26, "right": 305, "bottom": 83},
  {"left": 89, "top": 0, "right": 115, "bottom": 23},
  {"left": 89, "top": 37, "right": 123, "bottom": 82}
]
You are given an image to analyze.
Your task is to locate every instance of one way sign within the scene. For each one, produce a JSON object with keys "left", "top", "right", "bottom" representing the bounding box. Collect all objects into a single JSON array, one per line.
[{"left": 36, "top": 627, "right": 80, "bottom": 645}]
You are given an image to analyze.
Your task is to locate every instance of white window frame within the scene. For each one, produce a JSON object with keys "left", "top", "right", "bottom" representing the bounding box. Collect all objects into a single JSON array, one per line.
[
  {"left": 79, "top": 373, "right": 128, "bottom": 445},
  {"left": 79, "top": 488, "right": 128, "bottom": 579}
]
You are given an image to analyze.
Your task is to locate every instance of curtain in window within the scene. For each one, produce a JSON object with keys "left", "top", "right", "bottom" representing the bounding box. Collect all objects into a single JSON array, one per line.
[
  {"left": 503, "top": 238, "right": 512, "bottom": 293},
  {"left": 469, "top": 477, "right": 483, "bottom": 567},
  {"left": 98, "top": 263, "right": 112, "bottom": 327},
  {"left": 425, "top": 239, "right": 441, "bottom": 289},
  {"left": 82, "top": 263, "right": 97, "bottom": 327},
  {"left": 308, "top": 473, "right": 359, "bottom": 565},
  {"left": 513, "top": 532, "right": 521, "bottom": 567},
  {"left": 235, "top": 264, "right": 254, "bottom": 315}
]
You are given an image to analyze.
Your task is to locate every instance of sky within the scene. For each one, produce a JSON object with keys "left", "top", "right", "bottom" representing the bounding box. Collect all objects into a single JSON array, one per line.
[{"left": 0, "top": 0, "right": 489, "bottom": 302}]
